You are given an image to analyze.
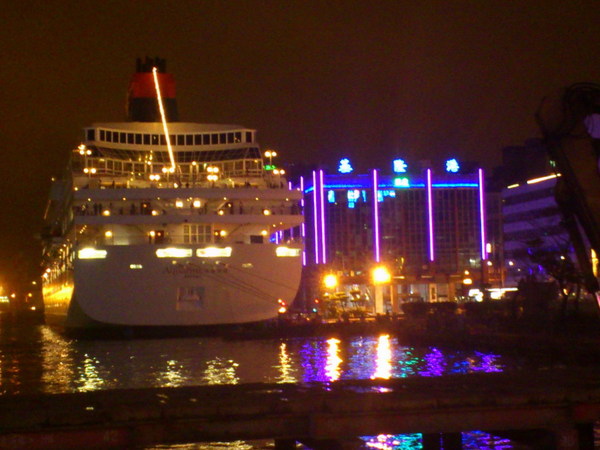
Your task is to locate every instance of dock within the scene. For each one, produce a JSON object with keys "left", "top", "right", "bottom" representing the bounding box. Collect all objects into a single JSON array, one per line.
[{"left": 1, "top": 368, "right": 600, "bottom": 449}]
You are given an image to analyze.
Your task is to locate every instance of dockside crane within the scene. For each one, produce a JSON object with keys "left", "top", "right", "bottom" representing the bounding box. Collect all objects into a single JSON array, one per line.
[{"left": 536, "top": 82, "right": 600, "bottom": 305}]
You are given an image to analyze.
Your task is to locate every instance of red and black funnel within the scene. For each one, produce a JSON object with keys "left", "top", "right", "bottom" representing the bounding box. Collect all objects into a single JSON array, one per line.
[{"left": 127, "top": 57, "right": 179, "bottom": 122}]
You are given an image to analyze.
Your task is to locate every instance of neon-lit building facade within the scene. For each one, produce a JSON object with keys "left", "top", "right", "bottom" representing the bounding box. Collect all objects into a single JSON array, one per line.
[{"left": 301, "top": 167, "right": 488, "bottom": 297}]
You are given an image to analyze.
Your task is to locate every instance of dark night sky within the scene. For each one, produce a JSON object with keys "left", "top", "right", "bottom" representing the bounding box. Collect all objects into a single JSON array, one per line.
[{"left": 1, "top": 1, "right": 599, "bottom": 288}]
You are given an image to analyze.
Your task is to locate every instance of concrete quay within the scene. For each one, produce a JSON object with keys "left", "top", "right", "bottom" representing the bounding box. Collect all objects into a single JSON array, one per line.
[{"left": 1, "top": 368, "right": 600, "bottom": 449}]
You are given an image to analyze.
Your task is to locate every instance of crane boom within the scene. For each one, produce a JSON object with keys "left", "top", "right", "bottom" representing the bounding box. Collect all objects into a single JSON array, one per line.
[{"left": 536, "top": 83, "right": 600, "bottom": 302}]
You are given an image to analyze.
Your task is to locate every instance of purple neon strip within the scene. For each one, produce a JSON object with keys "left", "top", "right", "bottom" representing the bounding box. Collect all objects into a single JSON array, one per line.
[
  {"left": 300, "top": 176, "right": 306, "bottom": 266},
  {"left": 478, "top": 168, "right": 487, "bottom": 260},
  {"left": 372, "top": 169, "right": 380, "bottom": 263},
  {"left": 426, "top": 169, "right": 434, "bottom": 262},
  {"left": 319, "top": 170, "right": 327, "bottom": 264},
  {"left": 312, "top": 171, "right": 320, "bottom": 264}
]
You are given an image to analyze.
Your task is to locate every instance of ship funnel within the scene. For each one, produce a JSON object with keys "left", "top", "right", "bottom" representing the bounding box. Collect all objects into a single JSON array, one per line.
[{"left": 127, "top": 57, "right": 179, "bottom": 122}]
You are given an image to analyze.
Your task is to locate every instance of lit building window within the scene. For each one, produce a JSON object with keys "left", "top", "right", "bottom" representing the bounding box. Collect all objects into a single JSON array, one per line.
[{"left": 327, "top": 190, "right": 336, "bottom": 203}]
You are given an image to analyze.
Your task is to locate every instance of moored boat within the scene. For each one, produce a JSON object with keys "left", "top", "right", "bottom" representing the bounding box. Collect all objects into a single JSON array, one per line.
[{"left": 41, "top": 57, "right": 304, "bottom": 331}]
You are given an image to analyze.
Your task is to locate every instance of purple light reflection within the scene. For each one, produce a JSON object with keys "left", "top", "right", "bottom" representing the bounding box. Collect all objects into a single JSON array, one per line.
[
  {"left": 419, "top": 347, "right": 446, "bottom": 377},
  {"left": 296, "top": 337, "right": 505, "bottom": 383}
]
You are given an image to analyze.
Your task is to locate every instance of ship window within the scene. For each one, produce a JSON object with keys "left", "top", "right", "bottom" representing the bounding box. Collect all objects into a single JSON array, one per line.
[
  {"left": 227, "top": 133, "right": 234, "bottom": 143},
  {"left": 169, "top": 135, "right": 176, "bottom": 145},
  {"left": 211, "top": 134, "right": 218, "bottom": 145},
  {"left": 86, "top": 129, "right": 95, "bottom": 141},
  {"left": 143, "top": 134, "right": 150, "bottom": 145},
  {"left": 186, "top": 135, "right": 193, "bottom": 145},
  {"left": 160, "top": 135, "right": 166, "bottom": 145},
  {"left": 183, "top": 224, "right": 212, "bottom": 244},
  {"left": 177, "top": 135, "right": 184, "bottom": 146},
  {"left": 246, "top": 132, "right": 252, "bottom": 143},
  {"left": 124, "top": 162, "right": 133, "bottom": 172},
  {"left": 127, "top": 133, "right": 134, "bottom": 144},
  {"left": 250, "top": 235, "right": 264, "bottom": 244},
  {"left": 106, "top": 132, "right": 112, "bottom": 142},
  {"left": 219, "top": 133, "right": 226, "bottom": 144},
  {"left": 100, "top": 130, "right": 105, "bottom": 141},
  {"left": 112, "top": 131, "right": 119, "bottom": 142},
  {"left": 152, "top": 134, "right": 159, "bottom": 145},
  {"left": 194, "top": 134, "right": 201, "bottom": 145},
  {"left": 120, "top": 132, "right": 126, "bottom": 143},
  {"left": 203, "top": 134, "right": 210, "bottom": 145},
  {"left": 235, "top": 132, "right": 241, "bottom": 142}
]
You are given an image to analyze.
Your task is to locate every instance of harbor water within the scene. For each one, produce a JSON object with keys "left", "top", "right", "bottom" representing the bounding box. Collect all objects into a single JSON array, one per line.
[{"left": 0, "top": 322, "right": 587, "bottom": 449}]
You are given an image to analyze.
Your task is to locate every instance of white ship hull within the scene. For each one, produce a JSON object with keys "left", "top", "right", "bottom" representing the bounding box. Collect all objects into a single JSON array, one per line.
[
  {"left": 41, "top": 59, "right": 305, "bottom": 332},
  {"left": 43, "top": 243, "right": 302, "bottom": 329}
]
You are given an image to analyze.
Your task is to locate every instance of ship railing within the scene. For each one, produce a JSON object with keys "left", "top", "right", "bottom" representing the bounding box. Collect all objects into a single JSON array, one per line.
[
  {"left": 75, "top": 176, "right": 294, "bottom": 191},
  {"left": 73, "top": 159, "right": 294, "bottom": 189},
  {"left": 75, "top": 234, "right": 303, "bottom": 247},
  {"left": 73, "top": 203, "right": 303, "bottom": 217}
]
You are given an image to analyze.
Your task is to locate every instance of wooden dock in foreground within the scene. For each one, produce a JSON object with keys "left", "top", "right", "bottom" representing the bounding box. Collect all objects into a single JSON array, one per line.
[{"left": 1, "top": 368, "right": 600, "bottom": 449}]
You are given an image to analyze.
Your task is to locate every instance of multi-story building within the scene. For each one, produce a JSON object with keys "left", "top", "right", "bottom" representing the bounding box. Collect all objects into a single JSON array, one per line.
[
  {"left": 502, "top": 174, "right": 568, "bottom": 287},
  {"left": 295, "top": 159, "right": 499, "bottom": 311}
]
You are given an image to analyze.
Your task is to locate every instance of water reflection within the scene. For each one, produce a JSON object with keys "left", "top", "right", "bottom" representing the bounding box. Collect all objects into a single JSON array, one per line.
[
  {"left": 325, "top": 337, "right": 342, "bottom": 381},
  {"left": 157, "top": 359, "right": 186, "bottom": 387},
  {"left": 203, "top": 358, "right": 239, "bottom": 385},
  {"left": 78, "top": 354, "right": 106, "bottom": 391},
  {"left": 1, "top": 327, "right": 508, "bottom": 395},
  {"left": 362, "top": 431, "right": 516, "bottom": 450},
  {"left": 372, "top": 334, "right": 392, "bottom": 380},
  {"left": 0, "top": 325, "right": 525, "bottom": 448},
  {"left": 363, "top": 433, "right": 421, "bottom": 449},
  {"left": 275, "top": 342, "right": 297, "bottom": 383}
]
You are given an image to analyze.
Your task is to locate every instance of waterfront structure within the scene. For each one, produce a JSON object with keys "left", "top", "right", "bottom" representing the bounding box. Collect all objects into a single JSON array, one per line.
[
  {"left": 41, "top": 58, "right": 303, "bottom": 330},
  {"left": 299, "top": 160, "right": 495, "bottom": 309}
]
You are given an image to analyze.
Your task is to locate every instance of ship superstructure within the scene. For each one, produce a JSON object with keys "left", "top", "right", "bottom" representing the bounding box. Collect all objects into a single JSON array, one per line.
[{"left": 41, "top": 58, "right": 303, "bottom": 329}]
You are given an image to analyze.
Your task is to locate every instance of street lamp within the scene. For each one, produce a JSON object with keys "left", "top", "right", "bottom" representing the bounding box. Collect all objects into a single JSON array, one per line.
[
  {"left": 323, "top": 273, "right": 338, "bottom": 290},
  {"left": 372, "top": 265, "right": 391, "bottom": 284},
  {"left": 372, "top": 265, "right": 391, "bottom": 314},
  {"left": 264, "top": 150, "right": 277, "bottom": 167}
]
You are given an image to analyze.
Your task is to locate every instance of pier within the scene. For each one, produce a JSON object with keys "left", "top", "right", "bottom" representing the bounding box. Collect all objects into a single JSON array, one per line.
[{"left": 1, "top": 368, "right": 600, "bottom": 449}]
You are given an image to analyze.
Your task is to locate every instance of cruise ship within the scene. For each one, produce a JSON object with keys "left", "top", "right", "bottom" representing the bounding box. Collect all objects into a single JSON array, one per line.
[{"left": 41, "top": 58, "right": 304, "bottom": 331}]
